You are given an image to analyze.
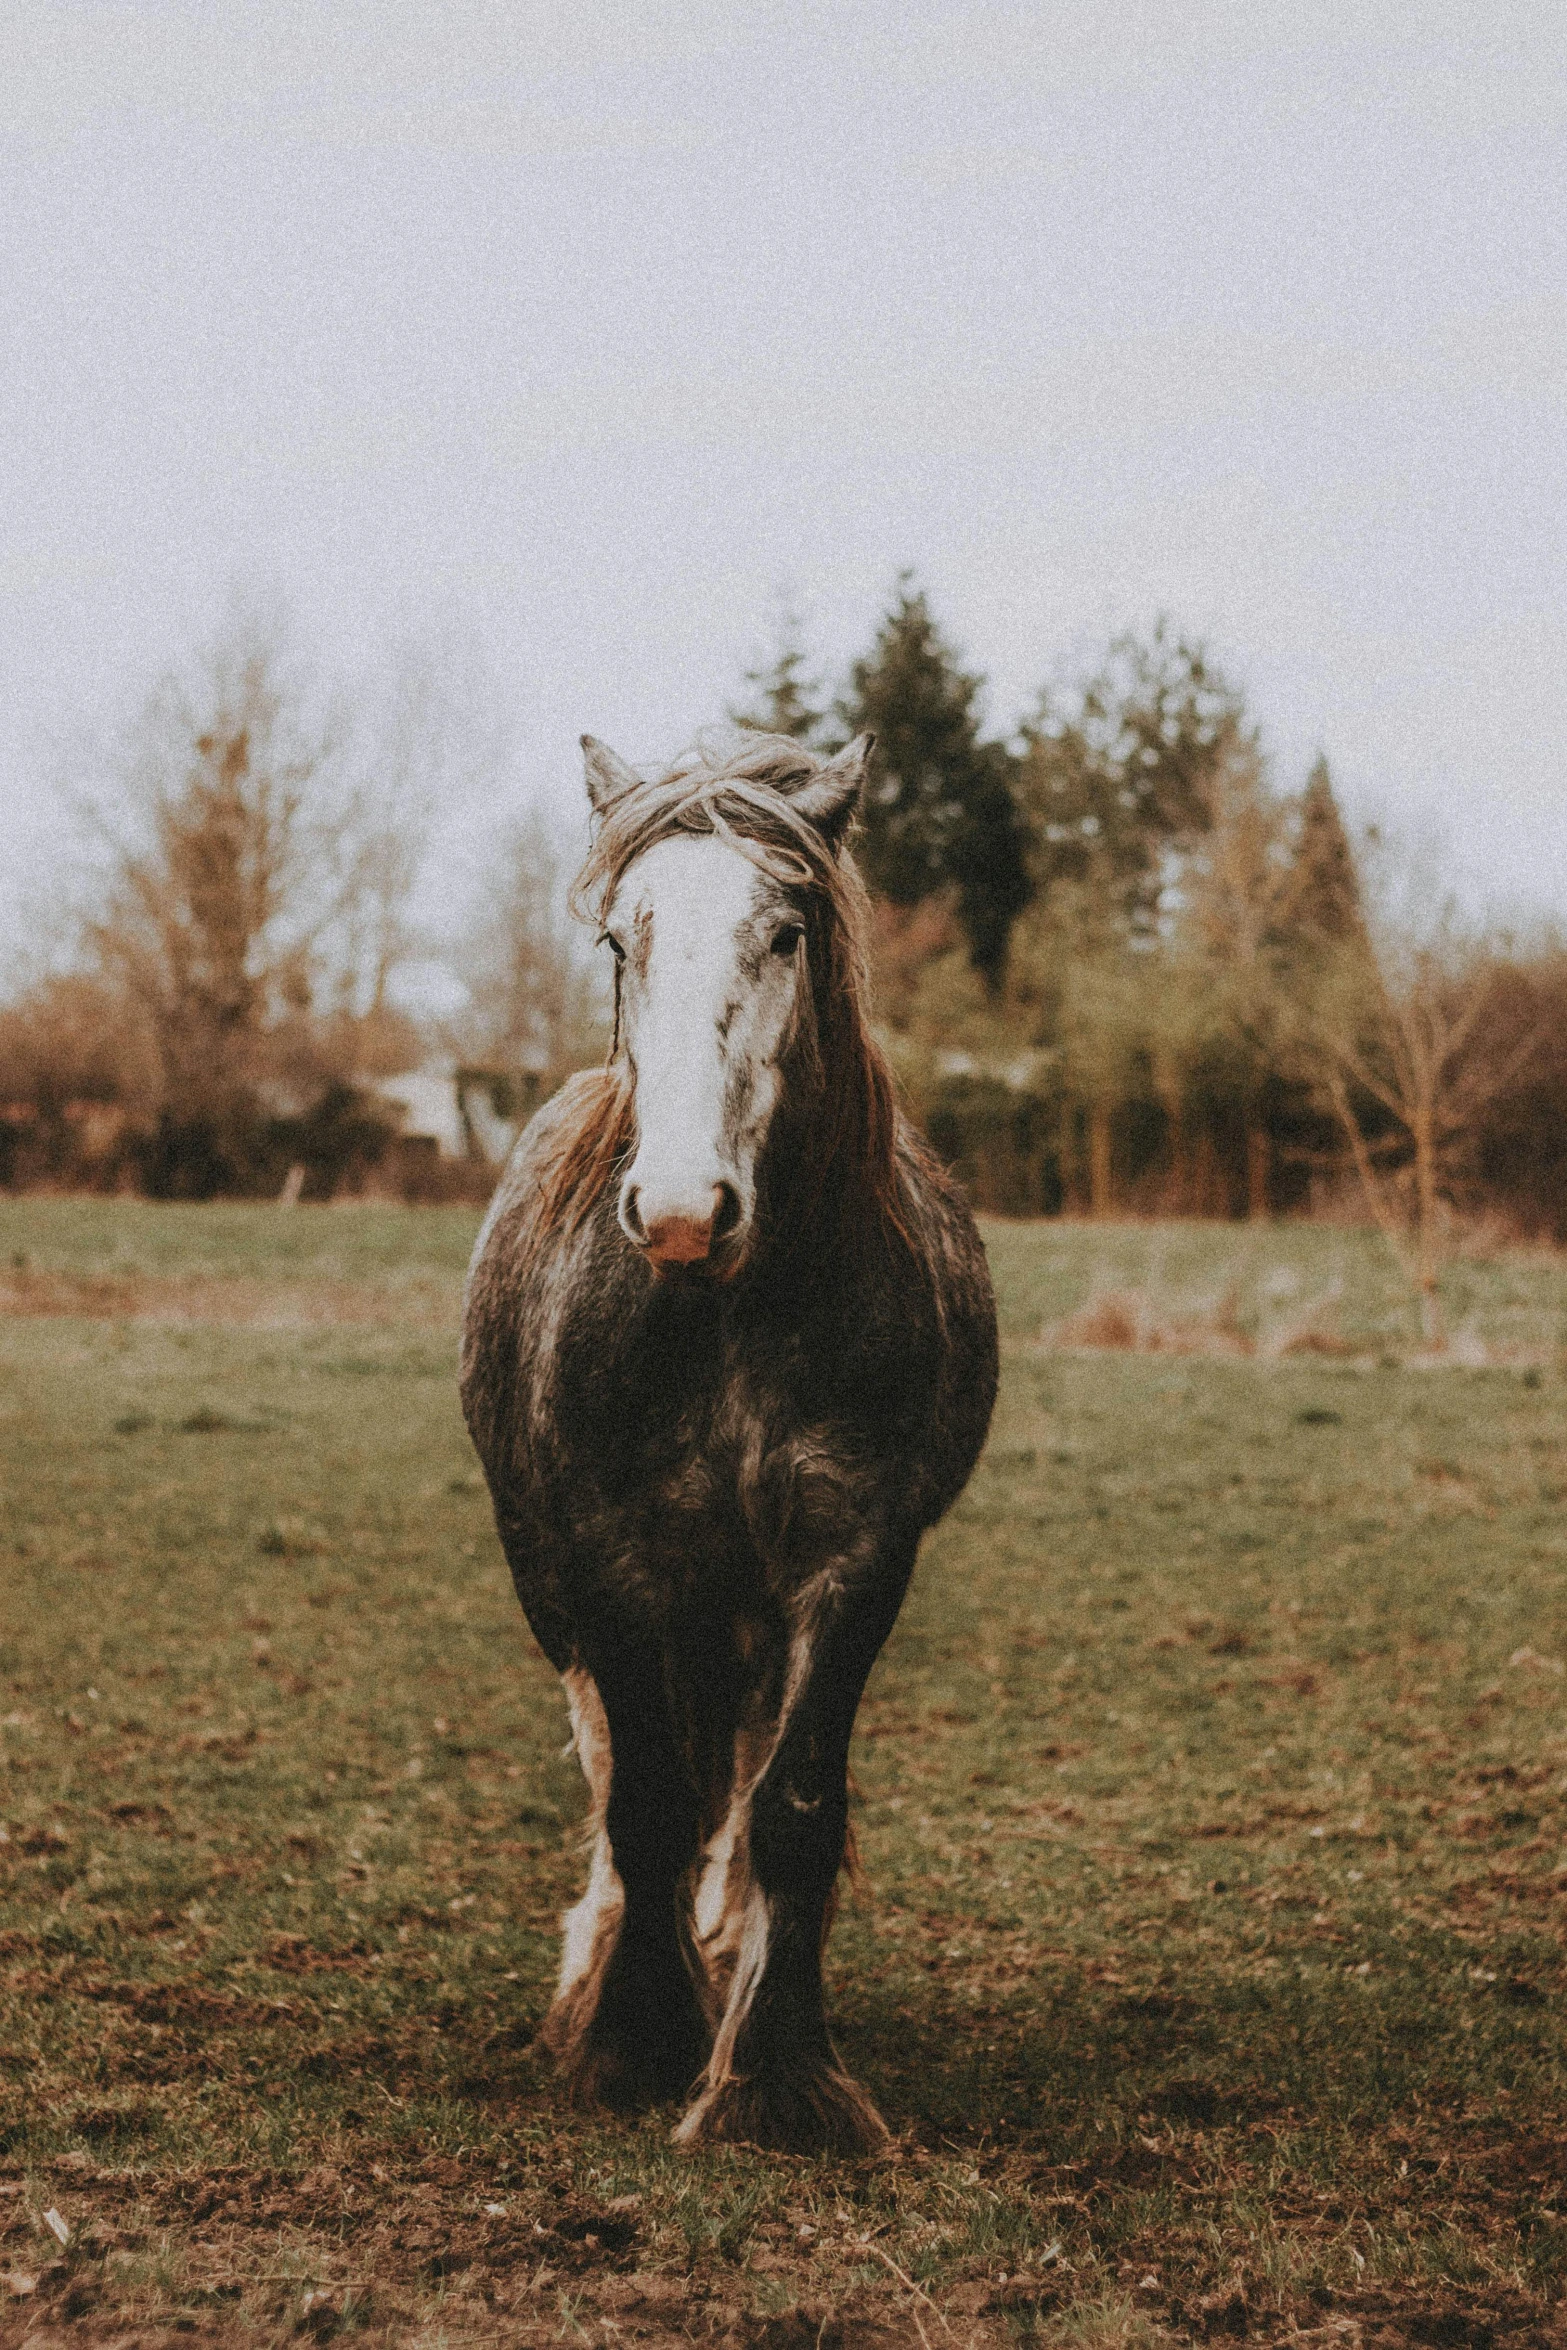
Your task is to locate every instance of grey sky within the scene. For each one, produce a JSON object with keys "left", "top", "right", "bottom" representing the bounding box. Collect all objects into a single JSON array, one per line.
[{"left": 2, "top": 0, "right": 1564, "bottom": 951}]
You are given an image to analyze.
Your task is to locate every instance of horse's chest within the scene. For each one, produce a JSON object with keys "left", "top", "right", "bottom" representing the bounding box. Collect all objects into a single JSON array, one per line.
[
  {"left": 618, "top": 1374, "right": 777, "bottom": 1527},
  {"left": 548, "top": 1311, "right": 864, "bottom": 1572}
]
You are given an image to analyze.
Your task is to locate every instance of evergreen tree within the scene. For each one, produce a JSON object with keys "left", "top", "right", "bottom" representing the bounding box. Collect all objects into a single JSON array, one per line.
[
  {"left": 730, "top": 611, "right": 826, "bottom": 742},
  {"left": 1008, "top": 628, "right": 1263, "bottom": 1214},
  {"left": 1015, "top": 624, "right": 1243, "bottom": 938},
  {"left": 1282, "top": 756, "right": 1363, "bottom": 948},
  {"left": 839, "top": 578, "right": 1029, "bottom": 984}
]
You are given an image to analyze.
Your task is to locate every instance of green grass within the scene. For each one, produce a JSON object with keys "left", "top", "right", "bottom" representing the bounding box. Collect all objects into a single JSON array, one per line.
[
  {"left": 0, "top": 1197, "right": 481, "bottom": 1287},
  {"left": 2, "top": 1206, "right": 1566, "bottom": 2345}
]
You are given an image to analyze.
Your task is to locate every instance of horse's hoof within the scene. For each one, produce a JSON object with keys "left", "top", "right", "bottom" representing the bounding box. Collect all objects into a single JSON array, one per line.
[
  {"left": 539, "top": 1938, "right": 711, "bottom": 2110},
  {"left": 673, "top": 2060, "right": 892, "bottom": 2156},
  {"left": 542, "top": 2035, "right": 686, "bottom": 2111},
  {"left": 542, "top": 1998, "right": 710, "bottom": 2112}
]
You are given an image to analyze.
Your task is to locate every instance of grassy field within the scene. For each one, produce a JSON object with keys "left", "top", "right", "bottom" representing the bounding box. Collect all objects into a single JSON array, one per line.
[{"left": 3, "top": 1203, "right": 1567, "bottom": 2347}]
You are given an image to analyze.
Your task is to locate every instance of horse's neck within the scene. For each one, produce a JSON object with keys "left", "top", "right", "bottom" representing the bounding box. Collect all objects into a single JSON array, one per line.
[{"left": 756, "top": 1074, "right": 898, "bottom": 1283}]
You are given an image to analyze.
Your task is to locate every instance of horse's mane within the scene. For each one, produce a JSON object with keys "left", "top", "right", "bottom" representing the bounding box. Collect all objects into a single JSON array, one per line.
[{"left": 525, "top": 732, "right": 908, "bottom": 1261}]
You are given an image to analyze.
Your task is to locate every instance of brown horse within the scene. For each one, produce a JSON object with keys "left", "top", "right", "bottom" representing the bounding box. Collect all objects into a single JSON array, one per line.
[{"left": 460, "top": 730, "right": 996, "bottom": 2150}]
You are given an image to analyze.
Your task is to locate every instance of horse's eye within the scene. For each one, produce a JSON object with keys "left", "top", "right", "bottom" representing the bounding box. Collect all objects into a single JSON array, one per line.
[
  {"left": 770, "top": 923, "right": 804, "bottom": 959},
  {"left": 599, "top": 931, "right": 626, "bottom": 963}
]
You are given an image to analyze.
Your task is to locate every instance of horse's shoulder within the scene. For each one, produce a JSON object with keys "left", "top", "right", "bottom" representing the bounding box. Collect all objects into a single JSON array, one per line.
[
  {"left": 507, "top": 1069, "right": 614, "bottom": 1197},
  {"left": 462, "top": 1074, "right": 623, "bottom": 1417},
  {"left": 892, "top": 1118, "right": 993, "bottom": 1286},
  {"left": 467, "top": 1075, "right": 612, "bottom": 1279}
]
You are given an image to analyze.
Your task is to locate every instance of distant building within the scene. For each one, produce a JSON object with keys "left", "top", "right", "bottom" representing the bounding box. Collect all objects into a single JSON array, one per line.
[
  {"left": 372, "top": 1067, "right": 470, "bottom": 1160},
  {"left": 368, "top": 1062, "right": 550, "bottom": 1171}
]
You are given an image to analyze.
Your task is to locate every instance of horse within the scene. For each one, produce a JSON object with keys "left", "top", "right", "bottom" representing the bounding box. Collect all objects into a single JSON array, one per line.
[{"left": 460, "top": 728, "right": 998, "bottom": 2152}]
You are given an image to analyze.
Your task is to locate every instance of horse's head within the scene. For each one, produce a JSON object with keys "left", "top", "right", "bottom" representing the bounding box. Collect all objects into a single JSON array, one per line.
[{"left": 578, "top": 732, "right": 874, "bottom": 1279}]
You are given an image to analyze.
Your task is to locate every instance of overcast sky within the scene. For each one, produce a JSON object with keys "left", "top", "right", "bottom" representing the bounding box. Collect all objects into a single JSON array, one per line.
[{"left": 2, "top": 0, "right": 1563, "bottom": 953}]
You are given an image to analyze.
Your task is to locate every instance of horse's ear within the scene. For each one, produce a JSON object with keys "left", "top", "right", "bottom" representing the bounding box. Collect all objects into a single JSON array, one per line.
[
  {"left": 581, "top": 735, "right": 644, "bottom": 815},
  {"left": 787, "top": 733, "right": 874, "bottom": 848}
]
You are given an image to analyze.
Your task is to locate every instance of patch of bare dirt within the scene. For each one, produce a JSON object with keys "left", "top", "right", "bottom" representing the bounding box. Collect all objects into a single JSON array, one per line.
[{"left": 0, "top": 2152, "right": 1015, "bottom": 2349}]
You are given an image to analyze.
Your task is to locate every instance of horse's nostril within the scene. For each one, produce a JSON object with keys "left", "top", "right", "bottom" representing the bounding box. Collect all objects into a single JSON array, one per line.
[
  {"left": 620, "top": 1185, "right": 649, "bottom": 1246},
  {"left": 712, "top": 1183, "right": 743, "bottom": 1244}
]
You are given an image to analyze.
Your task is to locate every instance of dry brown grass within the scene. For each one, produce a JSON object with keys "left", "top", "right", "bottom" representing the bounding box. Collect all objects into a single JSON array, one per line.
[
  {"left": 1041, "top": 1282, "right": 1360, "bottom": 1361},
  {"left": 1038, "top": 1269, "right": 1540, "bottom": 1369},
  {"left": 0, "top": 1268, "right": 457, "bottom": 1330},
  {"left": 1044, "top": 1285, "right": 1253, "bottom": 1358}
]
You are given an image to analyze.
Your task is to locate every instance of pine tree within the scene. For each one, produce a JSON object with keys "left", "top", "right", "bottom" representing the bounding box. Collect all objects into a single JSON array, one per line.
[
  {"left": 1283, "top": 756, "right": 1363, "bottom": 948},
  {"left": 838, "top": 578, "right": 1028, "bottom": 984},
  {"left": 730, "top": 612, "right": 826, "bottom": 742},
  {"left": 1009, "top": 628, "right": 1261, "bottom": 1215},
  {"left": 1014, "top": 624, "right": 1241, "bottom": 939}
]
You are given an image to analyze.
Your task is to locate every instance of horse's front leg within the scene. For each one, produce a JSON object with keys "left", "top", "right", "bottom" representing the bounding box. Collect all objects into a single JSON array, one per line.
[
  {"left": 540, "top": 1651, "right": 710, "bottom": 2108},
  {"left": 676, "top": 1541, "right": 915, "bottom": 2154}
]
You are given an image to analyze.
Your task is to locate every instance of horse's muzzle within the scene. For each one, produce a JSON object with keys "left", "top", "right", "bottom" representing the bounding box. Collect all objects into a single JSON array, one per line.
[{"left": 619, "top": 1178, "right": 746, "bottom": 1273}]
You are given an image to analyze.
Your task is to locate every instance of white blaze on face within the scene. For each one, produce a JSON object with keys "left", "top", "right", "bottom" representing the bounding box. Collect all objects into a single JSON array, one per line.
[{"left": 609, "top": 833, "right": 802, "bottom": 1270}]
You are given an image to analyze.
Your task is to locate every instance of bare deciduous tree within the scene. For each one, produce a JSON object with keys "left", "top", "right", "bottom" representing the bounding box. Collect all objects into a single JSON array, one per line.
[
  {"left": 448, "top": 803, "right": 606, "bottom": 1104},
  {"left": 59, "top": 609, "right": 493, "bottom": 1192},
  {"left": 1311, "top": 909, "right": 1543, "bottom": 1345},
  {"left": 84, "top": 622, "right": 342, "bottom": 1148},
  {"left": 329, "top": 638, "right": 511, "bottom": 1019}
]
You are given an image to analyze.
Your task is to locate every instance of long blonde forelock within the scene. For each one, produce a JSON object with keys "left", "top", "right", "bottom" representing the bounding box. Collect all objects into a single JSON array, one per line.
[
  {"left": 571, "top": 735, "right": 850, "bottom": 932},
  {"left": 538, "top": 731, "right": 907, "bottom": 1258}
]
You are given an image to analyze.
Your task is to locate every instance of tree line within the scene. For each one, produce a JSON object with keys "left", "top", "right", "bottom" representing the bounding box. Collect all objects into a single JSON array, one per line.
[
  {"left": 2, "top": 589, "right": 1564, "bottom": 1288},
  {"left": 737, "top": 584, "right": 1565, "bottom": 1288}
]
